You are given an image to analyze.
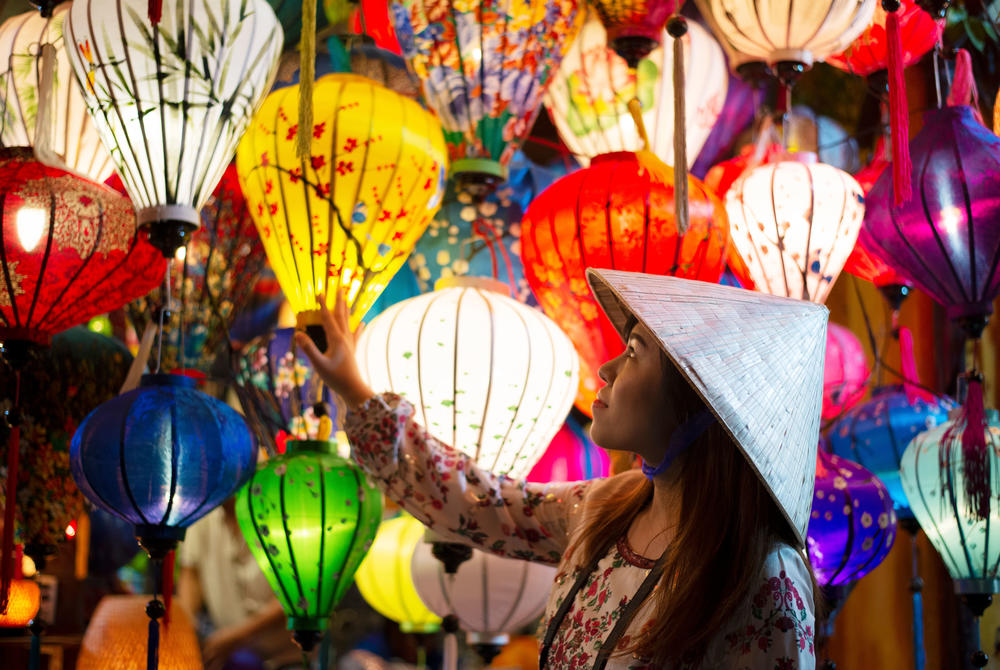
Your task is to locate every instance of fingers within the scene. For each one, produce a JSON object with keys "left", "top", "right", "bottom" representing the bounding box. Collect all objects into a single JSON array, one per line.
[{"left": 293, "top": 331, "right": 324, "bottom": 369}]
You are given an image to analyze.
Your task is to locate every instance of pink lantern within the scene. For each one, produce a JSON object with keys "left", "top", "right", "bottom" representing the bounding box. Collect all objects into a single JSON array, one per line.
[
  {"left": 526, "top": 419, "right": 610, "bottom": 483},
  {"left": 824, "top": 322, "right": 870, "bottom": 421}
]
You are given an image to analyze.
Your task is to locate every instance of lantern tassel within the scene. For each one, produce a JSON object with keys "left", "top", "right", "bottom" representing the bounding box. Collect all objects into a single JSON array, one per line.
[
  {"left": 148, "top": 0, "right": 162, "bottom": 26},
  {"left": 297, "top": 0, "right": 318, "bottom": 160},
  {"left": 947, "top": 48, "right": 984, "bottom": 124},
  {"left": 1, "top": 371, "right": 21, "bottom": 615},
  {"left": 668, "top": 16, "right": 689, "bottom": 236},
  {"left": 162, "top": 550, "right": 175, "bottom": 628},
  {"left": 899, "top": 326, "right": 921, "bottom": 404},
  {"left": 885, "top": 5, "right": 912, "bottom": 206},
  {"left": 147, "top": 616, "right": 160, "bottom": 670},
  {"left": 960, "top": 375, "right": 990, "bottom": 522}
]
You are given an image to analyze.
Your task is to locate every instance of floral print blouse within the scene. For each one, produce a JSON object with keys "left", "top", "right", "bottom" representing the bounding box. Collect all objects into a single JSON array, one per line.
[{"left": 345, "top": 393, "right": 816, "bottom": 670}]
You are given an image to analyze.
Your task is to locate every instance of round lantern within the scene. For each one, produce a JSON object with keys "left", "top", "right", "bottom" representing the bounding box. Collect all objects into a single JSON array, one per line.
[
  {"left": 411, "top": 542, "right": 556, "bottom": 649},
  {"left": 236, "top": 439, "right": 382, "bottom": 651},
  {"left": 356, "top": 278, "right": 578, "bottom": 478},
  {"left": 823, "top": 322, "right": 870, "bottom": 422},
  {"left": 865, "top": 106, "right": 1000, "bottom": 338},
  {"left": 77, "top": 595, "right": 203, "bottom": 670},
  {"left": 725, "top": 155, "right": 865, "bottom": 304},
  {"left": 826, "top": 0, "right": 943, "bottom": 77},
  {"left": 354, "top": 514, "right": 441, "bottom": 633},
  {"left": 521, "top": 150, "right": 728, "bottom": 413},
  {"left": 126, "top": 164, "right": 267, "bottom": 373},
  {"left": 64, "top": 0, "right": 284, "bottom": 257},
  {"left": 237, "top": 73, "right": 447, "bottom": 331},
  {"left": 389, "top": 0, "right": 583, "bottom": 192},
  {"left": 0, "top": 579, "right": 39, "bottom": 627},
  {"left": 694, "top": 0, "right": 876, "bottom": 80},
  {"left": 807, "top": 449, "right": 897, "bottom": 586},
  {"left": 0, "top": 3, "right": 113, "bottom": 181},
  {"left": 543, "top": 14, "right": 726, "bottom": 168},
  {"left": 829, "top": 385, "right": 955, "bottom": 516},
  {"left": 526, "top": 417, "right": 611, "bottom": 483},
  {"left": 70, "top": 374, "right": 257, "bottom": 558}
]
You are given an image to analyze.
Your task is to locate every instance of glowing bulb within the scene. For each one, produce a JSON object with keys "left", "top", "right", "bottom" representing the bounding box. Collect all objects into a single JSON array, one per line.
[
  {"left": 66, "top": 521, "right": 77, "bottom": 539},
  {"left": 16, "top": 207, "right": 47, "bottom": 252},
  {"left": 939, "top": 205, "right": 962, "bottom": 236},
  {"left": 174, "top": 245, "right": 187, "bottom": 262}
]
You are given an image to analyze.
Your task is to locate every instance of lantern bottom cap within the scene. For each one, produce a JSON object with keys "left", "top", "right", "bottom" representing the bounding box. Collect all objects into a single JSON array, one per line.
[
  {"left": 452, "top": 159, "right": 505, "bottom": 200},
  {"left": 954, "top": 578, "right": 1000, "bottom": 595},
  {"left": 609, "top": 35, "right": 659, "bottom": 69},
  {"left": 135, "top": 524, "right": 186, "bottom": 560},
  {"left": 467, "top": 633, "right": 510, "bottom": 646}
]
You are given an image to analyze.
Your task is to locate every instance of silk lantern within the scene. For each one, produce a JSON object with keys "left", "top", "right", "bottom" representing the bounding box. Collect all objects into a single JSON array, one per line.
[
  {"left": 355, "top": 515, "right": 441, "bottom": 633},
  {"left": 807, "top": 449, "right": 897, "bottom": 586},
  {"left": 865, "top": 105, "right": 1000, "bottom": 339},
  {"left": 70, "top": 374, "right": 256, "bottom": 558},
  {"left": 826, "top": 0, "right": 943, "bottom": 76},
  {"left": 237, "top": 73, "right": 447, "bottom": 332},
  {"left": 357, "top": 278, "right": 578, "bottom": 477},
  {"left": 0, "top": 3, "right": 113, "bottom": 181},
  {"left": 823, "top": 323, "right": 870, "bottom": 422},
  {"left": 236, "top": 439, "right": 382, "bottom": 651},
  {"left": 585, "top": 0, "right": 680, "bottom": 65},
  {"left": 725, "top": 155, "right": 865, "bottom": 304},
  {"left": 389, "top": 0, "right": 582, "bottom": 193},
  {"left": 543, "top": 15, "right": 726, "bottom": 168},
  {"left": 526, "top": 417, "right": 610, "bottom": 483},
  {"left": 0, "top": 579, "right": 39, "bottom": 627},
  {"left": 64, "top": 0, "right": 284, "bottom": 257},
  {"left": 521, "top": 150, "right": 728, "bottom": 413}
]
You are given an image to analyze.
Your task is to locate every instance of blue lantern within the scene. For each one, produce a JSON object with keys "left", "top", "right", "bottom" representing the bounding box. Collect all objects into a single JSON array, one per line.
[
  {"left": 828, "top": 385, "right": 954, "bottom": 517},
  {"left": 807, "top": 449, "right": 897, "bottom": 587},
  {"left": 70, "top": 374, "right": 256, "bottom": 558}
]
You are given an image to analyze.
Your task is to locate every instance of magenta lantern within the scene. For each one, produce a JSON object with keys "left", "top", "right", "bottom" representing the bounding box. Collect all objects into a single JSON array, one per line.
[{"left": 823, "top": 322, "right": 870, "bottom": 422}]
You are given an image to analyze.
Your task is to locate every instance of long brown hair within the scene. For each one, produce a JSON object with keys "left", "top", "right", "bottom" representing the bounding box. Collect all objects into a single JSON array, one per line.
[{"left": 575, "top": 349, "right": 820, "bottom": 667}]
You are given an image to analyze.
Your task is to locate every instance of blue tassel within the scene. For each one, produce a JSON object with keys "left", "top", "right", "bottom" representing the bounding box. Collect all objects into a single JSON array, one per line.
[
  {"left": 147, "top": 617, "right": 159, "bottom": 670},
  {"left": 29, "top": 629, "right": 40, "bottom": 670}
]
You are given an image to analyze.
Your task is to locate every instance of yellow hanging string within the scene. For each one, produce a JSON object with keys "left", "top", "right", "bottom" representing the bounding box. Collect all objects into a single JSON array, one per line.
[
  {"left": 297, "top": 0, "right": 317, "bottom": 160},
  {"left": 626, "top": 98, "right": 649, "bottom": 152}
]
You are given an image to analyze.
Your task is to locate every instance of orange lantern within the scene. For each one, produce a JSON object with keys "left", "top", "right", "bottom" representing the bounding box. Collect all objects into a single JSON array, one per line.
[
  {"left": 0, "top": 578, "right": 39, "bottom": 627},
  {"left": 520, "top": 150, "right": 728, "bottom": 414}
]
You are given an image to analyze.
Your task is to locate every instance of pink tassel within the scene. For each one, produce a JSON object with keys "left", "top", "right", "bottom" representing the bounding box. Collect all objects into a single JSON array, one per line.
[
  {"left": 148, "top": 0, "right": 162, "bottom": 26},
  {"left": 886, "top": 7, "right": 912, "bottom": 205},
  {"left": 960, "top": 376, "right": 991, "bottom": 522},
  {"left": 947, "top": 48, "right": 985, "bottom": 124},
  {"left": 899, "top": 327, "right": 921, "bottom": 404}
]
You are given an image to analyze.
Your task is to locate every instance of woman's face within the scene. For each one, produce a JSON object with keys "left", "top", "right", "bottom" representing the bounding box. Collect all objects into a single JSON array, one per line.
[{"left": 589, "top": 321, "right": 679, "bottom": 461}]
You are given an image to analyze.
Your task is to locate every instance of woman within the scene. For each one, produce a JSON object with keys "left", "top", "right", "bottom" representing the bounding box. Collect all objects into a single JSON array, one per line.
[{"left": 295, "top": 269, "right": 827, "bottom": 669}]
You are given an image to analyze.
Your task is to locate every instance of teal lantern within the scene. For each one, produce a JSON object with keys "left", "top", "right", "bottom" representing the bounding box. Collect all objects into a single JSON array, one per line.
[{"left": 235, "top": 439, "right": 382, "bottom": 651}]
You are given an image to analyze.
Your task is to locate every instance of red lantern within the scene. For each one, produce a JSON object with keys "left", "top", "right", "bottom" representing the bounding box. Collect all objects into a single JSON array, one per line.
[
  {"left": 521, "top": 150, "right": 728, "bottom": 414},
  {"left": 826, "top": 0, "right": 943, "bottom": 77}
]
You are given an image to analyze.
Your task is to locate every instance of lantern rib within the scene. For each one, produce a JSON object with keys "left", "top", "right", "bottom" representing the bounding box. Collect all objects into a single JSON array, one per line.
[
  {"left": 173, "top": 409, "right": 228, "bottom": 527},
  {"left": 798, "top": 164, "right": 818, "bottom": 301},
  {"left": 346, "top": 82, "right": 379, "bottom": 298},
  {"left": 414, "top": 290, "right": 436, "bottom": 435},
  {"left": 381, "top": 300, "right": 407, "bottom": 400},
  {"left": 481, "top": 545, "right": 490, "bottom": 631},
  {"left": 813, "top": 170, "right": 852, "bottom": 303},
  {"left": 436, "top": 566, "right": 460, "bottom": 625},
  {"left": 150, "top": 22, "right": 175, "bottom": 206},
  {"left": 826, "top": 486, "right": 855, "bottom": 584},
  {"left": 942, "top": 436, "right": 978, "bottom": 577},
  {"left": 494, "top": 555, "right": 530, "bottom": 633},
  {"left": 748, "top": 5, "right": 777, "bottom": 53},
  {"left": 278, "top": 472, "right": 311, "bottom": 616},
  {"left": 472, "top": 288, "right": 495, "bottom": 463},
  {"left": 268, "top": 98, "right": 306, "bottom": 306},
  {"left": 0, "top": 191, "right": 20, "bottom": 327},
  {"left": 117, "top": 392, "right": 151, "bottom": 525},
  {"left": 333, "top": 466, "right": 368, "bottom": 606},
  {"left": 174, "top": 4, "right": 201, "bottom": 208},
  {"left": 451, "top": 289, "right": 463, "bottom": 452},
  {"left": 601, "top": 158, "right": 616, "bottom": 270},
  {"left": 315, "top": 461, "right": 327, "bottom": 615},
  {"left": 301, "top": 150, "right": 319, "bottom": 305},
  {"left": 5, "top": 17, "right": 30, "bottom": 145},
  {"left": 245, "top": 472, "right": 298, "bottom": 612},
  {"left": 950, "top": 133, "right": 979, "bottom": 302},
  {"left": 489, "top": 299, "right": 534, "bottom": 474},
  {"left": 765, "top": 165, "right": 789, "bottom": 299},
  {"left": 22, "top": 192, "right": 57, "bottom": 329},
  {"left": 160, "top": 400, "right": 181, "bottom": 525}
]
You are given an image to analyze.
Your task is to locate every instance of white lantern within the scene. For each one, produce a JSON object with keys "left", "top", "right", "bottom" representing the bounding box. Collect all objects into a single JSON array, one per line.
[
  {"left": 543, "top": 14, "right": 727, "bottom": 168},
  {"left": 0, "top": 3, "right": 113, "bottom": 182},
  {"left": 64, "top": 0, "right": 283, "bottom": 256},
  {"left": 694, "top": 0, "right": 876, "bottom": 72},
  {"left": 411, "top": 541, "right": 556, "bottom": 647},
  {"left": 725, "top": 155, "right": 864, "bottom": 304},
  {"left": 356, "top": 276, "right": 578, "bottom": 478}
]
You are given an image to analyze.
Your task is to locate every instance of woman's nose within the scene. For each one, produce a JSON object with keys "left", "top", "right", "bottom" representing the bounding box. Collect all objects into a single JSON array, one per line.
[{"left": 598, "top": 356, "right": 617, "bottom": 384}]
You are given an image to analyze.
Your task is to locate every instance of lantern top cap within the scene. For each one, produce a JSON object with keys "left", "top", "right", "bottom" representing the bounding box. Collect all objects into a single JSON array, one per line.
[
  {"left": 140, "top": 373, "right": 197, "bottom": 389},
  {"left": 434, "top": 276, "right": 512, "bottom": 296},
  {"left": 585, "top": 268, "right": 829, "bottom": 547},
  {"left": 284, "top": 439, "right": 341, "bottom": 456}
]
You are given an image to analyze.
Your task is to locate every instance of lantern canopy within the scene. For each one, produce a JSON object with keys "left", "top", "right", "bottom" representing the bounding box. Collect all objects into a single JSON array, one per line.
[
  {"left": 0, "top": 148, "right": 164, "bottom": 350},
  {"left": 237, "top": 73, "right": 447, "bottom": 330},
  {"left": 70, "top": 374, "right": 257, "bottom": 558},
  {"left": 357, "top": 278, "right": 578, "bottom": 478},
  {"left": 823, "top": 322, "right": 870, "bottom": 422},
  {"left": 355, "top": 514, "right": 442, "bottom": 633},
  {"left": 521, "top": 150, "right": 728, "bottom": 414},
  {"left": 411, "top": 543, "right": 556, "bottom": 646},
  {"left": 725, "top": 155, "right": 865, "bottom": 304},
  {"left": 543, "top": 15, "right": 727, "bottom": 168},
  {"left": 64, "top": 0, "right": 284, "bottom": 257},
  {"left": 829, "top": 385, "right": 955, "bottom": 516},
  {"left": 236, "top": 439, "right": 382, "bottom": 651},
  {"left": 0, "top": 3, "right": 113, "bottom": 182},
  {"left": 389, "top": 0, "right": 583, "bottom": 192},
  {"left": 826, "top": 0, "right": 943, "bottom": 77},
  {"left": 865, "top": 106, "right": 1000, "bottom": 338},
  {"left": 807, "top": 449, "right": 897, "bottom": 587},
  {"left": 901, "top": 407, "right": 1000, "bottom": 591}
]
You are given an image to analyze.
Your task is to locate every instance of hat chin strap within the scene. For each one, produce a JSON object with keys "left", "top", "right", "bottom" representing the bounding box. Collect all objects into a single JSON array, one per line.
[{"left": 641, "top": 409, "right": 717, "bottom": 481}]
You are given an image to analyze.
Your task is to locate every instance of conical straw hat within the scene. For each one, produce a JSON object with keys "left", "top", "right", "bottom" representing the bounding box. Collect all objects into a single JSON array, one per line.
[{"left": 586, "top": 269, "right": 828, "bottom": 547}]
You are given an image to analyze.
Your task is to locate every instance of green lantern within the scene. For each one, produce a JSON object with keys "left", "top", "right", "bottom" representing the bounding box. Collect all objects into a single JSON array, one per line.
[{"left": 235, "top": 439, "right": 382, "bottom": 651}]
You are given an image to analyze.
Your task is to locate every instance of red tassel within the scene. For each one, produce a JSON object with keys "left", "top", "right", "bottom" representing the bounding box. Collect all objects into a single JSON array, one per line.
[
  {"left": 886, "top": 8, "right": 912, "bottom": 206},
  {"left": 0, "top": 423, "right": 20, "bottom": 614},
  {"left": 960, "top": 377, "right": 991, "bottom": 522},
  {"left": 899, "top": 326, "right": 921, "bottom": 404},
  {"left": 148, "top": 0, "right": 162, "bottom": 26},
  {"left": 162, "top": 550, "right": 175, "bottom": 628},
  {"left": 947, "top": 49, "right": 985, "bottom": 124}
]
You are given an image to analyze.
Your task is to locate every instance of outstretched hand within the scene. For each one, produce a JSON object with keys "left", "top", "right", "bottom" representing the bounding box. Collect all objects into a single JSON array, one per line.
[{"left": 293, "top": 291, "right": 375, "bottom": 410}]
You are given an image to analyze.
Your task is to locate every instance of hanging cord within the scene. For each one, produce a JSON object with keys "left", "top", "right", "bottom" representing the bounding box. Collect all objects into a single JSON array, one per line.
[
  {"left": 154, "top": 270, "right": 172, "bottom": 374},
  {"left": 298, "top": 0, "right": 318, "bottom": 160},
  {"left": 442, "top": 614, "right": 459, "bottom": 670},
  {"left": 471, "top": 218, "right": 518, "bottom": 296},
  {"left": 0, "top": 370, "right": 21, "bottom": 614},
  {"left": 667, "top": 15, "right": 688, "bottom": 235},
  {"left": 145, "top": 563, "right": 166, "bottom": 670}
]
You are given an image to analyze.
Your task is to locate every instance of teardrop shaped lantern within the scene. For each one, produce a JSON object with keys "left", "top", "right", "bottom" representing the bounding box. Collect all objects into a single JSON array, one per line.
[
  {"left": 807, "top": 449, "right": 897, "bottom": 587},
  {"left": 823, "top": 322, "right": 870, "bottom": 422},
  {"left": 825, "top": 0, "right": 943, "bottom": 77},
  {"left": 235, "top": 439, "right": 382, "bottom": 651},
  {"left": 70, "top": 374, "right": 257, "bottom": 558},
  {"left": 725, "top": 155, "right": 865, "bottom": 304},
  {"left": 521, "top": 150, "right": 728, "bottom": 414},
  {"left": 356, "top": 277, "right": 578, "bottom": 478},
  {"left": 64, "top": 0, "right": 284, "bottom": 257},
  {"left": 0, "top": 3, "right": 114, "bottom": 181},
  {"left": 865, "top": 106, "right": 1000, "bottom": 339},
  {"left": 389, "top": 0, "right": 583, "bottom": 194},
  {"left": 543, "top": 14, "right": 726, "bottom": 168},
  {"left": 237, "top": 73, "right": 447, "bottom": 332},
  {"left": 354, "top": 514, "right": 441, "bottom": 633}
]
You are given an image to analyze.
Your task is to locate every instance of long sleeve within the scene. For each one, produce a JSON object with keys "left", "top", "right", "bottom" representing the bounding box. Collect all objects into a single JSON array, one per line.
[{"left": 344, "top": 392, "right": 593, "bottom": 565}]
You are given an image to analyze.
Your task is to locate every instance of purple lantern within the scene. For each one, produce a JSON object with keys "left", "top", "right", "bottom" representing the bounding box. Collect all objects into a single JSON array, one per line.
[
  {"left": 828, "top": 385, "right": 955, "bottom": 517},
  {"left": 807, "top": 449, "right": 897, "bottom": 587},
  {"left": 865, "top": 105, "right": 1000, "bottom": 338}
]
